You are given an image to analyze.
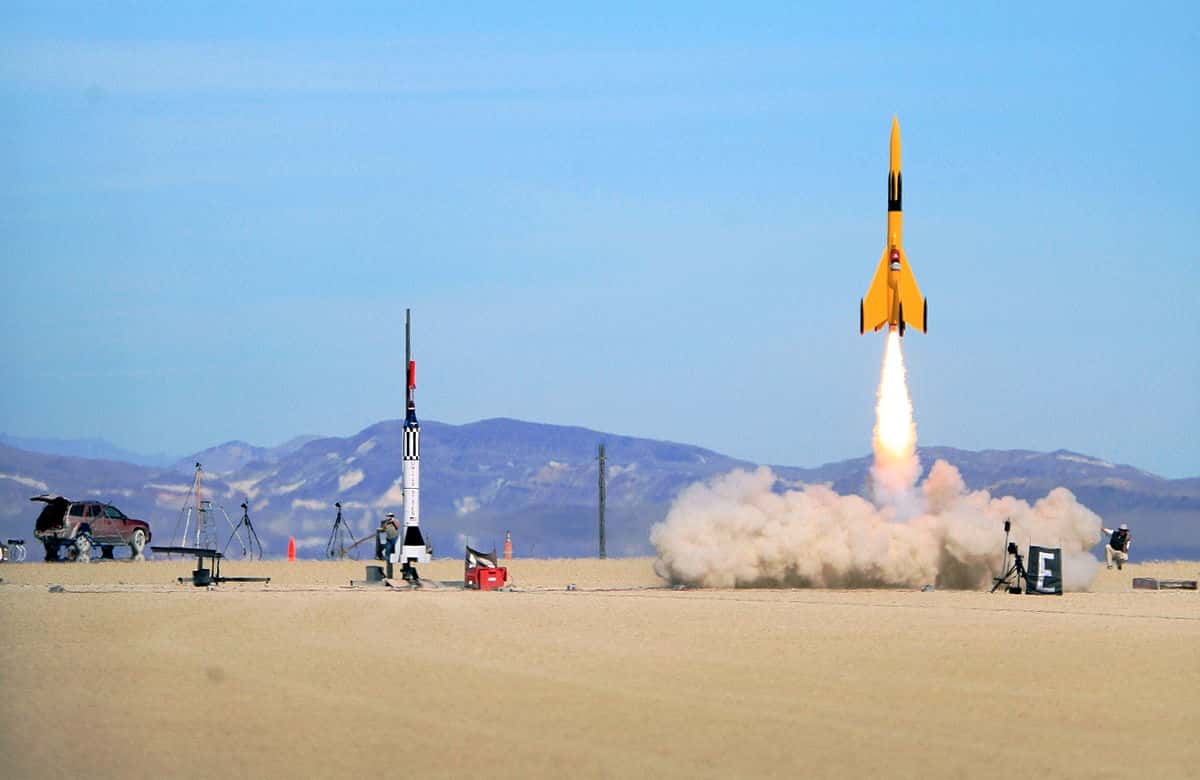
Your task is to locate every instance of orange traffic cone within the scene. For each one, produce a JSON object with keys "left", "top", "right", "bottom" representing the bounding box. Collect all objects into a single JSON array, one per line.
[
  {"left": 287, "top": 536, "right": 296, "bottom": 561},
  {"left": 503, "top": 530, "right": 512, "bottom": 561}
]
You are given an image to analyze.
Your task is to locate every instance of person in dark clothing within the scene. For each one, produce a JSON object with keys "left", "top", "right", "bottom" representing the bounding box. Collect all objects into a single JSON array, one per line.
[
  {"left": 382, "top": 513, "right": 400, "bottom": 561},
  {"left": 1103, "top": 523, "right": 1131, "bottom": 569}
]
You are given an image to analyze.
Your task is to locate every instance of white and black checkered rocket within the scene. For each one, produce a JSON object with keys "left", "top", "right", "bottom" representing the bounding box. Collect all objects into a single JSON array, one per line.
[
  {"left": 403, "top": 308, "right": 420, "bottom": 527},
  {"left": 393, "top": 308, "right": 430, "bottom": 572}
]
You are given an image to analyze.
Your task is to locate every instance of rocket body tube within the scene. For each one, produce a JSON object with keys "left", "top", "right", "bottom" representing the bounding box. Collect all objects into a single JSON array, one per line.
[
  {"left": 403, "top": 407, "right": 420, "bottom": 527},
  {"left": 859, "top": 117, "right": 927, "bottom": 337}
]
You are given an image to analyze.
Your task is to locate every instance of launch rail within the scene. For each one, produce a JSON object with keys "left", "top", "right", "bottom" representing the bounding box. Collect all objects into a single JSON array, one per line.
[{"left": 151, "top": 545, "right": 271, "bottom": 587}]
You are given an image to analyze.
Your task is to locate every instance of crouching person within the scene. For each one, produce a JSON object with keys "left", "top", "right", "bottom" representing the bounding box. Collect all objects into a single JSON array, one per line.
[{"left": 1103, "top": 523, "right": 1131, "bottom": 570}]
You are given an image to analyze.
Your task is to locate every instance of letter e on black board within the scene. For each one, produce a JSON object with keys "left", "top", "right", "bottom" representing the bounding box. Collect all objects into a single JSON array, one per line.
[{"left": 1025, "top": 546, "right": 1063, "bottom": 595}]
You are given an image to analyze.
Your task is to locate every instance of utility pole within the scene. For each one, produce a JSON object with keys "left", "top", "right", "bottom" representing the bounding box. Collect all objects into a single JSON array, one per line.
[{"left": 597, "top": 443, "right": 607, "bottom": 559}]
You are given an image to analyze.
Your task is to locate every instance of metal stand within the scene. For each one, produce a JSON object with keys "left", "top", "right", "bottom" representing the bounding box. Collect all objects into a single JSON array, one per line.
[
  {"left": 171, "top": 464, "right": 247, "bottom": 554},
  {"left": 170, "top": 463, "right": 208, "bottom": 550},
  {"left": 598, "top": 443, "right": 607, "bottom": 559},
  {"left": 991, "top": 521, "right": 1026, "bottom": 594},
  {"left": 991, "top": 551, "right": 1027, "bottom": 594},
  {"left": 324, "top": 502, "right": 357, "bottom": 559},
  {"left": 224, "top": 502, "right": 264, "bottom": 559},
  {"left": 198, "top": 501, "right": 219, "bottom": 550},
  {"left": 382, "top": 558, "right": 421, "bottom": 584}
]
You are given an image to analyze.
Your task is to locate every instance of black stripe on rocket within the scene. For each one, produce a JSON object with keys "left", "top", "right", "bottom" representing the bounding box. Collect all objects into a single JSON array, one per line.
[{"left": 888, "top": 171, "right": 902, "bottom": 212}]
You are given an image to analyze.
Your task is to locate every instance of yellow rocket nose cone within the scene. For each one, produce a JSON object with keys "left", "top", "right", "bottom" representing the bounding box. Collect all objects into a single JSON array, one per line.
[{"left": 889, "top": 116, "right": 902, "bottom": 172}]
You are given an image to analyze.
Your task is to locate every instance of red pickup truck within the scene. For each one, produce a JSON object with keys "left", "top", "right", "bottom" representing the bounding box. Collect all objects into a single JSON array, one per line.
[{"left": 31, "top": 495, "right": 152, "bottom": 561}]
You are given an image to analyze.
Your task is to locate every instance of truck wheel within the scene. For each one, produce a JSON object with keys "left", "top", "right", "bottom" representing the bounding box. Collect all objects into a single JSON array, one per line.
[
  {"left": 73, "top": 532, "right": 93, "bottom": 563},
  {"left": 130, "top": 529, "right": 147, "bottom": 561}
]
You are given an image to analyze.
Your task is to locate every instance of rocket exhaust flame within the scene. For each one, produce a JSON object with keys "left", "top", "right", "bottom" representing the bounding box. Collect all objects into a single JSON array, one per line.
[
  {"left": 874, "top": 331, "right": 915, "bottom": 462},
  {"left": 871, "top": 331, "right": 920, "bottom": 506}
]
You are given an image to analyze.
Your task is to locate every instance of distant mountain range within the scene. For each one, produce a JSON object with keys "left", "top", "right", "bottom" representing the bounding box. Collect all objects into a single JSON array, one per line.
[
  {"left": 169, "top": 435, "right": 321, "bottom": 476},
  {"left": 1, "top": 419, "right": 1197, "bottom": 561},
  {"left": 0, "top": 433, "right": 177, "bottom": 469}
]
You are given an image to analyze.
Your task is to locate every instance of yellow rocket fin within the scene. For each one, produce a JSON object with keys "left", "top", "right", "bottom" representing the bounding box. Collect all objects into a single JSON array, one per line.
[
  {"left": 860, "top": 247, "right": 891, "bottom": 333},
  {"left": 897, "top": 249, "right": 926, "bottom": 333}
]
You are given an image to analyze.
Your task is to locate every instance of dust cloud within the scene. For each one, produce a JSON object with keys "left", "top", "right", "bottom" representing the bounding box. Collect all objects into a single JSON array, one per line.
[
  {"left": 651, "top": 460, "right": 1103, "bottom": 590},
  {"left": 651, "top": 333, "right": 1104, "bottom": 591}
]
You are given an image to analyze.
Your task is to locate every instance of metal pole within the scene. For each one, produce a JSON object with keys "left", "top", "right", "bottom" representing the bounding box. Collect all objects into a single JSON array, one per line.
[{"left": 598, "top": 443, "right": 606, "bottom": 559}]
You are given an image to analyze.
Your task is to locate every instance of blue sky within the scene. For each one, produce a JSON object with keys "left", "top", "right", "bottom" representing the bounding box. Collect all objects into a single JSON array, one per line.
[{"left": 2, "top": 2, "right": 1197, "bottom": 477}]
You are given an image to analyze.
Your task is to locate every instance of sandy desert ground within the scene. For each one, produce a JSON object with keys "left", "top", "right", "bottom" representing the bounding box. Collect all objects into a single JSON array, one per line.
[{"left": 1, "top": 557, "right": 1197, "bottom": 778}]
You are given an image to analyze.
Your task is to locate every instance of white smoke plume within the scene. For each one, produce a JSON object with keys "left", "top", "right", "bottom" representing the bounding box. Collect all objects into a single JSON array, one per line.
[
  {"left": 651, "top": 333, "right": 1105, "bottom": 591},
  {"left": 651, "top": 461, "right": 1103, "bottom": 590}
]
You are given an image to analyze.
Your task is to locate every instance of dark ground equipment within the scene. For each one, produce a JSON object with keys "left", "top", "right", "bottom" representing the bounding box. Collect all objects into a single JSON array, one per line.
[
  {"left": 991, "top": 521, "right": 1026, "bottom": 594},
  {"left": 325, "top": 502, "right": 357, "bottom": 560},
  {"left": 224, "top": 502, "right": 264, "bottom": 559},
  {"left": 1024, "top": 546, "right": 1063, "bottom": 595},
  {"left": 373, "top": 523, "right": 387, "bottom": 561},
  {"left": 1133, "top": 578, "right": 1198, "bottom": 590},
  {"left": 151, "top": 545, "right": 271, "bottom": 587}
]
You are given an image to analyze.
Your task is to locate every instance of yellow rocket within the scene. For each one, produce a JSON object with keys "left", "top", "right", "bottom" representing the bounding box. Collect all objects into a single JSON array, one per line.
[{"left": 860, "top": 116, "right": 926, "bottom": 337}]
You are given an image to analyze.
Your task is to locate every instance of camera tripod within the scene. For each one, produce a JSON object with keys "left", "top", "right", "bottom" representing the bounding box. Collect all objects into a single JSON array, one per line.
[
  {"left": 325, "top": 502, "right": 357, "bottom": 560},
  {"left": 223, "top": 502, "right": 264, "bottom": 559},
  {"left": 991, "top": 520, "right": 1026, "bottom": 594}
]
